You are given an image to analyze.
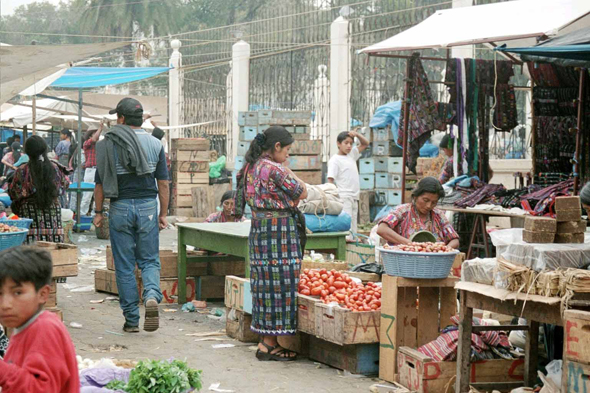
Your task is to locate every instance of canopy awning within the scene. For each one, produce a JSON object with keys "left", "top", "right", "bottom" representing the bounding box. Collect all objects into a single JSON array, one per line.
[
  {"left": 1, "top": 42, "right": 130, "bottom": 105},
  {"left": 0, "top": 97, "right": 93, "bottom": 127},
  {"left": 360, "top": 0, "right": 590, "bottom": 55},
  {"left": 51, "top": 67, "right": 170, "bottom": 88},
  {"left": 497, "top": 26, "right": 590, "bottom": 67}
]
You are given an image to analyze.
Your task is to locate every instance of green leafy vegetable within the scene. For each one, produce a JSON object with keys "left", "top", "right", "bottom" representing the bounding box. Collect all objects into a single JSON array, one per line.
[{"left": 105, "top": 360, "right": 203, "bottom": 393}]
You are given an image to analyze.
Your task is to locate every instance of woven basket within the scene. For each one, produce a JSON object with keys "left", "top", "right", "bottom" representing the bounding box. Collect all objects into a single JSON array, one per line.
[
  {"left": 95, "top": 216, "right": 110, "bottom": 240},
  {"left": 0, "top": 230, "right": 29, "bottom": 251},
  {"left": 0, "top": 218, "right": 33, "bottom": 230},
  {"left": 378, "top": 247, "right": 458, "bottom": 279}
]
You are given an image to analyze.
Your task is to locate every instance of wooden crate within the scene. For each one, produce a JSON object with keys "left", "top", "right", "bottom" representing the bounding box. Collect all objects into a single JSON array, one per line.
[
  {"left": 172, "top": 171, "right": 209, "bottom": 185},
  {"left": 451, "top": 253, "right": 466, "bottom": 278},
  {"left": 224, "top": 275, "right": 251, "bottom": 314},
  {"left": 95, "top": 269, "right": 119, "bottom": 295},
  {"left": 155, "top": 278, "right": 196, "bottom": 304},
  {"left": 315, "top": 303, "right": 380, "bottom": 345},
  {"left": 169, "top": 207, "right": 200, "bottom": 218},
  {"left": 293, "top": 170, "right": 322, "bottom": 185},
  {"left": 171, "top": 138, "right": 210, "bottom": 152},
  {"left": 278, "top": 332, "right": 310, "bottom": 357},
  {"left": 379, "top": 276, "right": 459, "bottom": 383},
  {"left": 196, "top": 275, "right": 226, "bottom": 300},
  {"left": 170, "top": 160, "right": 209, "bottom": 173},
  {"left": 308, "top": 335, "right": 379, "bottom": 375},
  {"left": 563, "top": 359, "right": 590, "bottom": 392},
  {"left": 297, "top": 294, "right": 321, "bottom": 335},
  {"left": 565, "top": 309, "right": 590, "bottom": 365},
  {"left": 398, "top": 347, "right": 524, "bottom": 393},
  {"left": 208, "top": 259, "right": 245, "bottom": 276},
  {"left": 190, "top": 183, "right": 232, "bottom": 219},
  {"left": 47, "top": 279, "right": 58, "bottom": 308},
  {"left": 45, "top": 307, "right": 64, "bottom": 322},
  {"left": 359, "top": 191, "right": 371, "bottom": 225},
  {"left": 226, "top": 308, "right": 259, "bottom": 343},
  {"left": 106, "top": 247, "right": 208, "bottom": 278},
  {"left": 171, "top": 150, "right": 217, "bottom": 162},
  {"left": 301, "top": 260, "right": 348, "bottom": 271},
  {"left": 290, "top": 140, "right": 322, "bottom": 155},
  {"left": 37, "top": 242, "right": 78, "bottom": 278},
  {"left": 285, "top": 155, "right": 322, "bottom": 171}
]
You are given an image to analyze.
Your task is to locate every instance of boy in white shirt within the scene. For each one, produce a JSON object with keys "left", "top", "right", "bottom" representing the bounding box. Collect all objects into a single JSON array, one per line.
[{"left": 327, "top": 131, "right": 369, "bottom": 238}]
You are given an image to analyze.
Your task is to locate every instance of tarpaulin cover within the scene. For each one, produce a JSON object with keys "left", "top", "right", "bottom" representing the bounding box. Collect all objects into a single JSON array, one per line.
[
  {"left": 51, "top": 67, "right": 170, "bottom": 88},
  {"left": 497, "top": 26, "right": 590, "bottom": 67},
  {"left": 359, "top": 0, "right": 590, "bottom": 54}
]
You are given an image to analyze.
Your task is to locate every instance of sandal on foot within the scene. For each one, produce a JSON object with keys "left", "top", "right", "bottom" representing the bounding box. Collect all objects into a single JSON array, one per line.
[{"left": 255, "top": 341, "right": 297, "bottom": 362}]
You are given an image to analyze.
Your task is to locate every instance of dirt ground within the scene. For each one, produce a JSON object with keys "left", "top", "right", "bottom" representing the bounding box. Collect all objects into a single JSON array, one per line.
[{"left": 63, "top": 227, "right": 380, "bottom": 393}]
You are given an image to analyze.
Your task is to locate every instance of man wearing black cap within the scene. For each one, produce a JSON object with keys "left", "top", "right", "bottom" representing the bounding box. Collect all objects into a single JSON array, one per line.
[{"left": 93, "top": 97, "right": 169, "bottom": 333}]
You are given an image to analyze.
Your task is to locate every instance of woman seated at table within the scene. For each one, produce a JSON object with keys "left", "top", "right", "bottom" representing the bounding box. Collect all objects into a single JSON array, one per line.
[
  {"left": 205, "top": 191, "right": 245, "bottom": 223},
  {"left": 377, "top": 177, "right": 460, "bottom": 249}
]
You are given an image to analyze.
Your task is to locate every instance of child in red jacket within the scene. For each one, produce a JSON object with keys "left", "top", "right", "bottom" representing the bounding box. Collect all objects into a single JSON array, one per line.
[{"left": 0, "top": 246, "right": 79, "bottom": 393}]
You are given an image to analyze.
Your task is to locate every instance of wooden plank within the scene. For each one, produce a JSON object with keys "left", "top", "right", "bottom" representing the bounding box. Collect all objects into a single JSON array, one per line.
[
  {"left": 224, "top": 275, "right": 251, "bottom": 313},
  {"left": 439, "top": 287, "right": 457, "bottom": 332},
  {"left": 208, "top": 259, "right": 245, "bottom": 276},
  {"left": 172, "top": 172, "right": 209, "bottom": 184},
  {"left": 284, "top": 155, "right": 321, "bottom": 170},
  {"left": 297, "top": 294, "right": 320, "bottom": 335},
  {"left": 397, "top": 277, "right": 458, "bottom": 288},
  {"left": 417, "top": 287, "right": 439, "bottom": 346},
  {"left": 171, "top": 161, "right": 209, "bottom": 173},
  {"left": 563, "top": 359, "right": 590, "bottom": 393},
  {"left": 359, "top": 191, "right": 371, "bottom": 225},
  {"left": 171, "top": 138, "right": 210, "bottom": 151},
  {"left": 47, "top": 279, "right": 57, "bottom": 308},
  {"left": 198, "top": 275, "right": 226, "bottom": 300},
  {"left": 456, "top": 290, "right": 474, "bottom": 393},
  {"left": 95, "top": 269, "right": 119, "bottom": 295},
  {"left": 226, "top": 308, "right": 259, "bottom": 343},
  {"left": 399, "top": 287, "right": 418, "bottom": 349},
  {"left": 565, "top": 310, "right": 590, "bottom": 364},
  {"left": 525, "top": 320, "right": 539, "bottom": 387},
  {"left": 315, "top": 303, "right": 380, "bottom": 345},
  {"left": 161, "top": 251, "right": 208, "bottom": 278},
  {"left": 171, "top": 194, "right": 193, "bottom": 208},
  {"left": 143, "top": 277, "right": 196, "bottom": 304},
  {"left": 301, "top": 260, "right": 348, "bottom": 271},
  {"left": 379, "top": 274, "right": 399, "bottom": 383},
  {"left": 191, "top": 186, "right": 211, "bottom": 218},
  {"left": 169, "top": 207, "right": 199, "bottom": 217},
  {"left": 308, "top": 335, "right": 380, "bottom": 375},
  {"left": 172, "top": 150, "right": 218, "bottom": 162},
  {"left": 173, "top": 183, "right": 207, "bottom": 196},
  {"left": 36, "top": 242, "right": 78, "bottom": 278},
  {"left": 293, "top": 170, "right": 322, "bottom": 185},
  {"left": 290, "top": 140, "right": 322, "bottom": 155}
]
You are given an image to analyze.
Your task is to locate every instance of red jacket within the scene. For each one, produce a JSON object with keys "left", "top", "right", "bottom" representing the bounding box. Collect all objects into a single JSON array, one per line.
[{"left": 0, "top": 311, "right": 79, "bottom": 393}]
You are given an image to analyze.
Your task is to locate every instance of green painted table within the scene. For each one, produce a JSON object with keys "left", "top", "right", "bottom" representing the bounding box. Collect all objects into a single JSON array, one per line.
[{"left": 177, "top": 222, "right": 348, "bottom": 304}]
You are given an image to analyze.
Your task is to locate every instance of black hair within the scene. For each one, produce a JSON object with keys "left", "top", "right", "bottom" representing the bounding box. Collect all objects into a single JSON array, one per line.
[
  {"left": 11, "top": 142, "right": 21, "bottom": 162},
  {"left": 119, "top": 114, "right": 143, "bottom": 127},
  {"left": 581, "top": 182, "right": 590, "bottom": 205},
  {"left": 61, "top": 128, "right": 72, "bottom": 138},
  {"left": 412, "top": 177, "right": 445, "bottom": 199},
  {"left": 25, "top": 135, "right": 58, "bottom": 210},
  {"left": 0, "top": 246, "right": 52, "bottom": 291},
  {"left": 439, "top": 134, "right": 454, "bottom": 149},
  {"left": 221, "top": 190, "right": 236, "bottom": 205},
  {"left": 5, "top": 137, "right": 14, "bottom": 151},
  {"left": 83, "top": 129, "right": 96, "bottom": 143},
  {"left": 13, "top": 135, "right": 20, "bottom": 141},
  {"left": 243, "top": 126, "right": 294, "bottom": 165},
  {"left": 152, "top": 127, "right": 165, "bottom": 141},
  {"left": 337, "top": 131, "right": 353, "bottom": 144}
]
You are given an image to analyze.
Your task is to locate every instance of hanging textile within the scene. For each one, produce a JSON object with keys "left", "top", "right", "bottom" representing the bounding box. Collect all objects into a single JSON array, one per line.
[
  {"left": 492, "top": 85, "right": 518, "bottom": 131},
  {"left": 399, "top": 54, "right": 443, "bottom": 173},
  {"left": 527, "top": 62, "right": 580, "bottom": 87}
]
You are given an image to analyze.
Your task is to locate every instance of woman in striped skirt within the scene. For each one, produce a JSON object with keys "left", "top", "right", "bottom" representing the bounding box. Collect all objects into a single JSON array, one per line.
[{"left": 234, "top": 126, "right": 308, "bottom": 361}]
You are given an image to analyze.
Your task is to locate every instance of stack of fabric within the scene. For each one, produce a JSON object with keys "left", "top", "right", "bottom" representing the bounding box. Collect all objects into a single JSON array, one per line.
[{"left": 418, "top": 316, "right": 513, "bottom": 362}]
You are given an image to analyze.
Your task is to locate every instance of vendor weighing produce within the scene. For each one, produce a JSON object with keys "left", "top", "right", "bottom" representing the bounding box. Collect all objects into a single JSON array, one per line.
[{"left": 377, "top": 177, "right": 460, "bottom": 249}]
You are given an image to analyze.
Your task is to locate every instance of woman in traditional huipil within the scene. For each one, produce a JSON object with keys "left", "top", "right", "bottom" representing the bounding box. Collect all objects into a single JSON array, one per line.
[{"left": 234, "top": 126, "right": 308, "bottom": 361}]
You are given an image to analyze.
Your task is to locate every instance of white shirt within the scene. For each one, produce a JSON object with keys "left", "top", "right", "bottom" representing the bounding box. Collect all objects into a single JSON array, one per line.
[{"left": 327, "top": 146, "right": 361, "bottom": 200}]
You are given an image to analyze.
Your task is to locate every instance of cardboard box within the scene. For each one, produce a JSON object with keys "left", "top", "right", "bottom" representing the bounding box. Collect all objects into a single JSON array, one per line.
[
  {"left": 564, "top": 309, "right": 590, "bottom": 364},
  {"left": 37, "top": 242, "right": 78, "bottom": 278},
  {"left": 309, "top": 335, "right": 379, "bottom": 375},
  {"left": 226, "top": 308, "right": 259, "bottom": 343},
  {"left": 398, "top": 347, "right": 524, "bottom": 393},
  {"left": 297, "top": 294, "right": 321, "bottom": 335},
  {"left": 523, "top": 230, "right": 555, "bottom": 243},
  {"left": 315, "top": 302, "right": 380, "bottom": 345}
]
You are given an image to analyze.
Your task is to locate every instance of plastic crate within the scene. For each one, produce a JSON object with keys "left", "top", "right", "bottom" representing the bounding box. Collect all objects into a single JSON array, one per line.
[{"left": 378, "top": 247, "right": 458, "bottom": 279}]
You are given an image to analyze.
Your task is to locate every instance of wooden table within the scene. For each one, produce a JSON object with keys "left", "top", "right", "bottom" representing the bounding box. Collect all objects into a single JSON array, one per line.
[
  {"left": 455, "top": 281, "right": 562, "bottom": 393},
  {"left": 438, "top": 205, "right": 527, "bottom": 259},
  {"left": 176, "top": 222, "right": 348, "bottom": 304}
]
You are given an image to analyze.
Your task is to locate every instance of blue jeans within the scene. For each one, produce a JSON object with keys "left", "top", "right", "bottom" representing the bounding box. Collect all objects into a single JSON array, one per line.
[{"left": 109, "top": 198, "right": 162, "bottom": 326}]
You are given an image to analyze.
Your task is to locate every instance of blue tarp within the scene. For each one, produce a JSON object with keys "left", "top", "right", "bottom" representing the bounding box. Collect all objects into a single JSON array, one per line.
[
  {"left": 369, "top": 101, "right": 402, "bottom": 147},
  {"left": 51, "top": 67, "right": 170, "bottom": 88}
]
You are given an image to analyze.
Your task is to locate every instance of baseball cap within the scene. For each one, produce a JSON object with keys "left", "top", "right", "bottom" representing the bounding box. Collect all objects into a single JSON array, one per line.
[{"left": 109, "top": 97, "right": 143, "bottom": 117}]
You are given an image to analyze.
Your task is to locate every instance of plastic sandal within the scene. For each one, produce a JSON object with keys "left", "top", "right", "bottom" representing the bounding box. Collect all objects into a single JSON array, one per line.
[{"left": 255, "top": 341, "right": 297, "bottom": 362}]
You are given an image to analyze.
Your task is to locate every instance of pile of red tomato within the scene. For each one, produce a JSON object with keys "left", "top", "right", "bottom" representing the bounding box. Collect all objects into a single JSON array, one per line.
[{"left": 298, "top": 268, "right": 381, "bottom": 312}]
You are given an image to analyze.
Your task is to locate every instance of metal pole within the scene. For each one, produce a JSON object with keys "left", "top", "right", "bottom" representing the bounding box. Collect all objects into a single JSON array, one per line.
[
  {"left": 76, "top": 89, "right": 83, "bottom": 225},
  {"left": 530, "top": 78, "right": 536, "bottom": 183},
  {"left": 574, "top": 68, "right": 586, "bottom": 195},
  {"left": 32, "top": 96, "right": 37, "bottom": 135},
  {"left": 401, "top": 56, "right": 412, "bottom": 204}
]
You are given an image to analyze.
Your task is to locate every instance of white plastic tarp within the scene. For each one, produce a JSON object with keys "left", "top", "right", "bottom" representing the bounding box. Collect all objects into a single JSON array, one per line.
[
  {"left": 1, "top": 42, "right": 129, "bottom": 105},
  {"left": 0, "top": 97, "right": 92, "bottom": 127},
  {"left": 360, "top": 0, "right": 590, "bottom": 54}
]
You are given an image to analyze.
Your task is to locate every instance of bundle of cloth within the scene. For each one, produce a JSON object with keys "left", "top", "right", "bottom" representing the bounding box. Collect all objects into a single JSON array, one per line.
[{"left": 299, "top": 183, "right": 350, "bottom": 233}]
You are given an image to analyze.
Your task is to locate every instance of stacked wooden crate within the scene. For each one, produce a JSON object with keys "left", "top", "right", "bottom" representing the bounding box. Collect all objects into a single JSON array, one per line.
[
  {"left": 359, "top": 126, "right": 403, "bottom": 222},
  {"left": 37, "top": 242, "right": 79, "bottom": 321},
  {"left": 96, "top": 247, "right": 245, "bottom": 303},
  {"left": 563, "top": 310, "right": 590, "bottom": 392},
  {"left": 170, "top": 138, "right": 216, "bottom": 217},
  {"left": 235, "top": 110, "right": 322, "bottom": 185}
]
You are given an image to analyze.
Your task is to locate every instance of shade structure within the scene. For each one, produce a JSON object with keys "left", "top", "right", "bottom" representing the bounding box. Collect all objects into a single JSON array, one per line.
[
  {"left": 0, "top": 97, "right": 92, "bottom": 127},
  {"left": 359, "top": 0, "right": 590, "bottom": 55},
  {"left": 497, "top": 26, "right": 590, "bottom": 67},
  {"left": 1, "top": 42, "right": 130, "bottom": 105},
  {"left": 51, "top": 67, "right": 170, "bottom": 88}
]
